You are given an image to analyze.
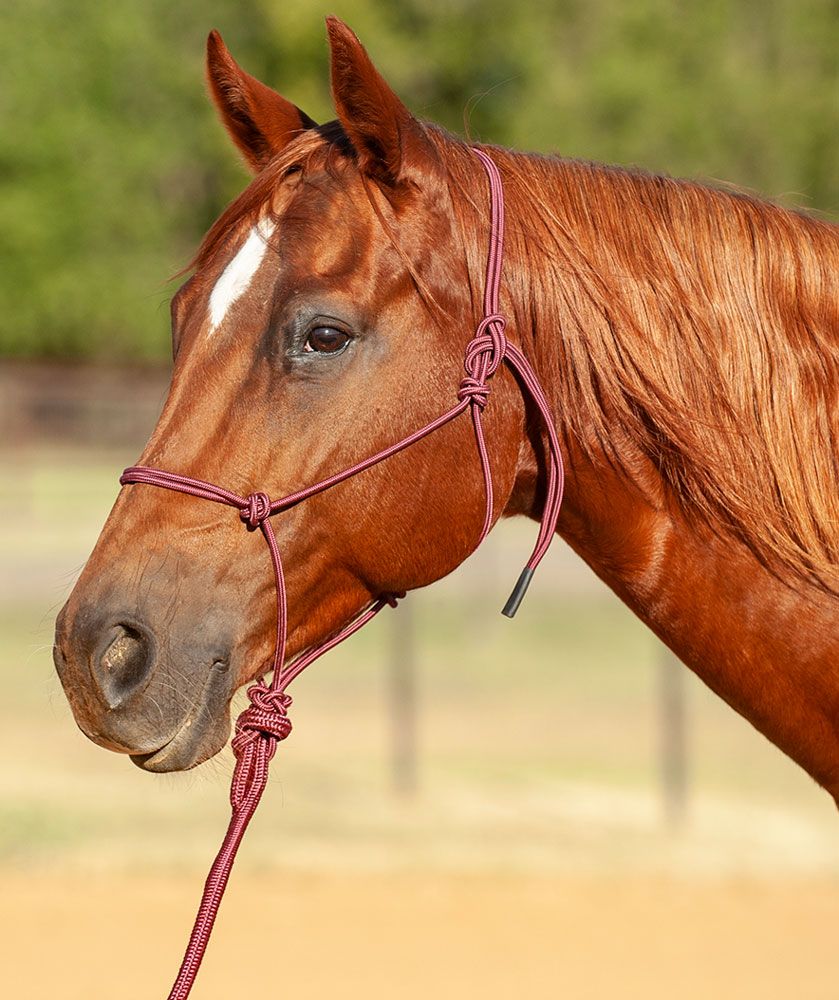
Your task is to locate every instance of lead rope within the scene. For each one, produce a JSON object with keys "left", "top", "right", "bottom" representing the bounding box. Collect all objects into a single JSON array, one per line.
[{"left": 119, "top": 147, "right": 564, "bottom": 999}]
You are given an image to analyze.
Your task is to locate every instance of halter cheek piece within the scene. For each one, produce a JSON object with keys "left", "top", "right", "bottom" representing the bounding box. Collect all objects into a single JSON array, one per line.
[{"left": 120, "top": 148, "right": 564, "bottom": 1000}]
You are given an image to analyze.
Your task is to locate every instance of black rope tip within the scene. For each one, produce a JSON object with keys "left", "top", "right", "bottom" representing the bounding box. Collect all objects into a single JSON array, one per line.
[{"left": 501, "top": 567, "right": 534, "bottom": 618}]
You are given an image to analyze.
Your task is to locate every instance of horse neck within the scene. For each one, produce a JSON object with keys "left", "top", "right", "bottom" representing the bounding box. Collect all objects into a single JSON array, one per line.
[
  {"left": 541, "top": 443, "right": 839, "bottom": 799},
  {"left": 495, "top": 152, "right": 839, "bottom": 800}
]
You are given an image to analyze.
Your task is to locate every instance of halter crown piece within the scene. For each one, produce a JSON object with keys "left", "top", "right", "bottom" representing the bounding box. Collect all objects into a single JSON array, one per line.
[{"left": 120, "top": 147, "right": 565, "bottom": 999}]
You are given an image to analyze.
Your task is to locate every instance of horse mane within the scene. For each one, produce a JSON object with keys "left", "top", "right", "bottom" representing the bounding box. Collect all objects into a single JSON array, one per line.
[
  {"left": 434, "top": 133, "right": 838, "bottom": 594},
  {"left": 189, "top": 123, "right": 838, "bottom": 594},
  {"left": 188, "top": 125, "right": 350, "bottom": 272}
]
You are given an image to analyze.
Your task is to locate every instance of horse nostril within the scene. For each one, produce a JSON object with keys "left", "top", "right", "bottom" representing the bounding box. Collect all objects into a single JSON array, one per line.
[{"left": 97, "top": 624, "right": 153, "bottom": 708}]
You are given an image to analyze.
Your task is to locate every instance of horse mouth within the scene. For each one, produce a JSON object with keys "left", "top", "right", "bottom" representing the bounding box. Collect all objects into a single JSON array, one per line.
[
  {"left": 129, "top": 716, "right": 222, "bottom": 772},
  {"left": 129, "top": 660, "right": 232, "bottom": 773}
]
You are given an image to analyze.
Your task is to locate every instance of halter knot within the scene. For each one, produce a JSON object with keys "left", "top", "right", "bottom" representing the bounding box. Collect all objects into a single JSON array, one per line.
[
  {"left": 457, "top": 315, "right": 508, "bottom": 410},
  {"left": 240, "top": 492, "right": 272, "bottom": 530},
  {"left": 231, "top": 681, "right": 293, "bottom": 758}
]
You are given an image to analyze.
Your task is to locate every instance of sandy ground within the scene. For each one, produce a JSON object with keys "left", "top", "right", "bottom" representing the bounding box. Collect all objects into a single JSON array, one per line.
[{"left": 3, "top": 870, "right": 838, "bottom": 999}]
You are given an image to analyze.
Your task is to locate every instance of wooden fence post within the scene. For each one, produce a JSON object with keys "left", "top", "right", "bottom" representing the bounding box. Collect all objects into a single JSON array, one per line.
[
  {"left": 659, "top": 647, "right": 689, "bottom": 828},
  {"left": 389, "top": 600, "right": 418, "bottom": 796}
]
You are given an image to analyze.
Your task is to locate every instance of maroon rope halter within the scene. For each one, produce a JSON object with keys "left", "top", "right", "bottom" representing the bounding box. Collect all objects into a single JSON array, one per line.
[{"left": 120, "top": 147, "right": 564, "bottom": 999}]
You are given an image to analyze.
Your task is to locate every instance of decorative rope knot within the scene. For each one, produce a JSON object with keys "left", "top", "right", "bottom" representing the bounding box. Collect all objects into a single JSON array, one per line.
[
  {"left": 457, "top": 375, "right": 490, "bottom": 409},
  {"left": 457, "top": 315, "right": 508, "bottom": 410},
  {"left": 240, "top": 492, "right": 272, "bottom": 530},
  {"left": 231, "top": 682, "right": 293, "bottom": 758}
]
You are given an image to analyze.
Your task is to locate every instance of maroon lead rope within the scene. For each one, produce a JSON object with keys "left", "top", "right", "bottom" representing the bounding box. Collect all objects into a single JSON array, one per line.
[{"left": 120, "top": 147, "right": 564, "bottom": 999}]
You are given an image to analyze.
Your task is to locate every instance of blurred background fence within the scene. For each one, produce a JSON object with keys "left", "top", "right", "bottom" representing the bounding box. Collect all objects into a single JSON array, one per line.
[{"left": 2, "top": 2, "right": 838, "bottom": 998}]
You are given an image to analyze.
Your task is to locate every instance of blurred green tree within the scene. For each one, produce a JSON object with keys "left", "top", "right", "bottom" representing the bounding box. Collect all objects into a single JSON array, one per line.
[{"left": 0, "top": 0, "right": 835, "bottom": 360}]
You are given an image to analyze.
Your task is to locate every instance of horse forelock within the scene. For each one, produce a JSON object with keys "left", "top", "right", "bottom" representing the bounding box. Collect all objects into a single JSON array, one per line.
[{"left": 186, "top": 123, "right": 354, "bottom": 276}]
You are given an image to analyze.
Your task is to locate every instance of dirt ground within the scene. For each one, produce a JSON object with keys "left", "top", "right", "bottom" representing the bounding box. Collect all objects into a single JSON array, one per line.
[{"left": 4, "top": 870, "right": 838, "bottom": 999}]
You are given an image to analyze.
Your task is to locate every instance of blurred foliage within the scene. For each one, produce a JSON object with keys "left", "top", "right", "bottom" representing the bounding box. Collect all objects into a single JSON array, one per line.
[{"left": 1, "top": 0, "right": 836, "bottom": 360}]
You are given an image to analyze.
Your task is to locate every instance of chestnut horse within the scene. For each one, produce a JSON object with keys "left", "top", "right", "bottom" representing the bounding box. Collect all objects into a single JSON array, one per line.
[{"left": 54, "top": 20, "right": 838, "bottom": 804}]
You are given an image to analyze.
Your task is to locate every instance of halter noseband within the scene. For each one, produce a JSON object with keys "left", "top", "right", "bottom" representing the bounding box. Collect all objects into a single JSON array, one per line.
[{"left": 119, "top": 147, "right": 564, "bottom": 999}]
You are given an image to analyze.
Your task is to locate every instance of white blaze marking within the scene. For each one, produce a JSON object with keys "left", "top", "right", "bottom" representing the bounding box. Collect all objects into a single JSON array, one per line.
[{"left": 207, "top": 217, "right": 275, "bottom": 334}]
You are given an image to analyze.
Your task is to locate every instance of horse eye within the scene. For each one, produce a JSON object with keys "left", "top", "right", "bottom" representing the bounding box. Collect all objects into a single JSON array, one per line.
[{"left": 304, "top": 326, "right": 350, "bottom": 354}]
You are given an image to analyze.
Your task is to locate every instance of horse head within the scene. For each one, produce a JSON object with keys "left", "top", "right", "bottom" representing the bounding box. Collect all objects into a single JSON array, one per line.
[{"left": 53, "top": 20, "right": 532, "bottom": 772}]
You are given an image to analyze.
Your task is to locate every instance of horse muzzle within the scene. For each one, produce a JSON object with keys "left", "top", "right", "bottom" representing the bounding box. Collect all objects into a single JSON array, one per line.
[{"left": 53, "top": 599, "right": 234, "bottom": 772}]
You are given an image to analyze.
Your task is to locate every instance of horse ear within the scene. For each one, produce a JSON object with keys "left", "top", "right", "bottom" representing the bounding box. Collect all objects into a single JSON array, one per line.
[
  {"left": 206, "top": 30, "right": 317, "bottom": 173},
  {"left": 326, "top": 17, "right": 434, "bottom": 187}
]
